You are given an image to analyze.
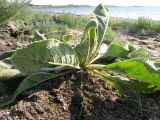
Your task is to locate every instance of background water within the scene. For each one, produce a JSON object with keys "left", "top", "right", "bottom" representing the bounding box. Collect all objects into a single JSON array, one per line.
[{"left": 33, "top": 6, "right": 160, "bottom": 20}]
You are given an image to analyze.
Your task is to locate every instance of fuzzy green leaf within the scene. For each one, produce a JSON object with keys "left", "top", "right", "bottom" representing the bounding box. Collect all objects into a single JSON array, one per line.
[
  {"left": 0, "top": 82, "right": 12, "bottom": 96},
  {"left": 0, "top": 61, "right": 12, "bottom": 70},
  {"left": 33, "top": 30, "right": 47, "bottom": 42},
  {"left": 0, "top": 78, "right": 23, "bottom": 96},
  {"left": 96, "top": 71, "right": 159, "bottom": 96},
  {"left": 74, "top": 4, "right": 109, "bottom": 66},
  {"left": 0, "top": 50, "right": 15, "bottom": 60},
  {"left": 0, "top": 69, "right": 22, "bottom": 81},
  {"left": 94, "top": 59, "right": 160, "bottom": 87},
  {"left": 105, "top": 43, "right": 129, "bottom": 58},
  {"left": 11, "top": 39, "right": 79, "bottom": 74},
  {"left": 63, "top": 34, "right": 73, "bottom": 44},
  {"left": 0, "top": 60, "right": 23, "bottom": 81},
  {"left": 155, "top": 62, "right": 160, "bottom": 68}
]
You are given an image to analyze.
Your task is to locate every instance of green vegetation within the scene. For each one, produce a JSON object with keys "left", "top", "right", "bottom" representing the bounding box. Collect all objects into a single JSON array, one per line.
[
  {"left": 109, "top": 17, "right": 136, "bottom": 30},
  {"left": 0, "top": 4, "right": 160, "bottom": 108},
  {"left": 103, "top": 27, "right": 120, "bottom": 44},
  {"left": 53, "top": 13, "right": 89, "bottom": 28},
  {"left": 16, "top": 12, "right": 69, "bottom": 41},
  {"left": 109, "top": 17, "right": 160, "bottom": 36},
  {"left": 16, "top": 12, "right": 89, "bottom": 41},
  {"left": 31, "top": 17, "right": 69, "bottom": 39},
  {"left": 54, "top": 14, "right": 160, "bottom": 36},
  {"left": 129, "top": 46, "right": 152, "bottom": 59},
  {"left": 20, "top": 12, "right": 53, "bottom": 22},
  {"left": 0, "top": 0, "right": 30, "bottom": 24}
]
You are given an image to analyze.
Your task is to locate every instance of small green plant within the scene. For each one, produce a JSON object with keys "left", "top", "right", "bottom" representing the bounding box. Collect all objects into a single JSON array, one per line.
[{"left": 0, "top": 4, "right": 160, "bottom": 108}]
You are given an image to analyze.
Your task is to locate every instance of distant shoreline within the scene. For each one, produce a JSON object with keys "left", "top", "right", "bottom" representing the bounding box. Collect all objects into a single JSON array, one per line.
[
  {"left": 30, "top": 4, "right": 160, "bottom": 8},
  {"left": 31, "top": 11, "right": 160, "bottom": 21},
  {"left": 30, "top": 4, "right": 94, "bottom": 8},
  {"left": 31, "top": 5, "right": 160, "bottom": 21}
]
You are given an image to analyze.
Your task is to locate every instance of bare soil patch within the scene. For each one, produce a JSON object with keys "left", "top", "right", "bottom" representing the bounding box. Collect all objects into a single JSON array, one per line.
[{"left": 1, "top": 72, "right": 160, "bottom": 120}]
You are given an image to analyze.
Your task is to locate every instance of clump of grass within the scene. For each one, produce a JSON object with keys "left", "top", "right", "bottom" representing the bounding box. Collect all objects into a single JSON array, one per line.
[
  {"left": 17, "top": 34, "right": 31, "bottom": 42},
  {"left": 17, "top": 12, "right": 54, "bottom": 32},
  {"left": 0, "top": 0, "right": 30, "bottom": 24},
  {"left": 129, "top": 46, "right": 152, "bottom": 59},
  {"left": 16, "top": 12, "right": 69, "bottom": 41},
  {"left": 45, "top": 24, "right": 69, "bottom": 40},
  {"left": 137, "top": 17, "right": 160, "bottom": 36},
  {"left": 103, "top": 27, "right": 120, "bottom": 44},
  {"left": 109, "top": 17, "right": 160, "bottom": 36},
  {"left": 32, "top": 19, "right": 56, "bottom": 34},
  {"left": 53, "top": 13, "right": 89, "bottom": 28},
  {"left": 24, "top": 12, "right": 53, "bottom": 23},
  {"left": 109, "top": 18, "right": 136, "bottom": 30},
  {"left": 137, "top": 17, "right": 152, "bottom": 30},
  {"left": 31, "top": 17, "right": 69, "bottom": 39}
]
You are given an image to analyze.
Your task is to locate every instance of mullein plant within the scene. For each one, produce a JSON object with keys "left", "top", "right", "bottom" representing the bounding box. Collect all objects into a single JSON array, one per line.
[{"left": 0, "top": 4, "right": 160, "bottom": 108}]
